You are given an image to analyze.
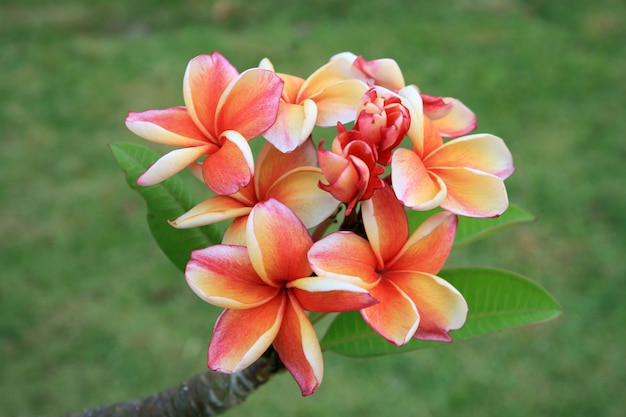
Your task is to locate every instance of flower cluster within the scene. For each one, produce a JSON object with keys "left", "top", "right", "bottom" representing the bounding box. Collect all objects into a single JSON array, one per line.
[{"left": 126, "top": 51, "right": 514, "bottom": 395}]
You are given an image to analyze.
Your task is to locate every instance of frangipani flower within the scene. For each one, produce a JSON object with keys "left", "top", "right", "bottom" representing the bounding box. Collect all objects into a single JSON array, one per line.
[
  {"left": 125, "top": 52, "right": 284, "bottom": 195},
  {"left": 186, "top": 199, "right": 376, "bottom": 395},
  {"left": 170, "top": 140, "right": 339, "bottom": 245},
  {"left": 259, "top": 56, "right": 369, "bottom": 153},
  {"left": 308, "top": 185, "right": 467, "bottom": 346},
  {"left": 392, "top": 117, "right": 515, "bottom": 217}
]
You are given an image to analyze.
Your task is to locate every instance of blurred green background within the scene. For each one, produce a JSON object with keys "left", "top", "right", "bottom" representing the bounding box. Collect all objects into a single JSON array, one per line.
[{"left": 1, "top": 0, "right": 624, "bottom": 416}]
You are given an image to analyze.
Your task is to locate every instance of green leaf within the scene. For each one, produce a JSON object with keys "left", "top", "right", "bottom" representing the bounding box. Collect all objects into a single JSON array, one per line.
[
  {"left": 455, "top": 204, "right": 535, "bottom": 247},
  {"left": 320, "top": 267, "right": 561, "bottom": 357},
  {"left": 110, "top": 142, "right": 221, "bottom": 272},
  {"left": 406, "top": 204, "right": 535, "bottom": 248}
]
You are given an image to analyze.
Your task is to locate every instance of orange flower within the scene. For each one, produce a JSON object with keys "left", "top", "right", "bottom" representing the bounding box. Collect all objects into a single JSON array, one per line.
[
  {"left": 308, "top": 185, "right": 467, "bottom": 345},
  {"left": 392, "top": 116, "right": 514, "bottom": 217},
  {"left": 170, "top": 139, "right": 338, "bottom": 244},
  {"left": 125, "top": 52, "right": 284, "bottom": 195},
  {"left": 186, "top": 199, "right": 376, "bottom": 395}
]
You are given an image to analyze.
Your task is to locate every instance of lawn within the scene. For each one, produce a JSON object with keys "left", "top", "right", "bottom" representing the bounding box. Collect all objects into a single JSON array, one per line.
[{"left": 1, "top": 0, "right": 624, "bottom": 416}]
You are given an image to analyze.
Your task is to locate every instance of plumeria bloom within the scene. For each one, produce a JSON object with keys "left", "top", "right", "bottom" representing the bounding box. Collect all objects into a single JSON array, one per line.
[
  {"left": 185, "top": 199, "right": 377, "bottom": 395},
  {"left": 392, "top": 116, "right": 515, "bottom": 217},
  {"left": 259, "top": 55, "right": 369, "bottom": 153},
  {"left": 308, "top": 185, "right": 468, "bottom": 346},
  {"left": 170, "top": 139, "right": 339, "bottom": 245},
  {"left": 318, "top": 124, "right": 385, "bottom": 215},
  {"left": 125, "top": 52, "right": 284, "bottom": 195}
]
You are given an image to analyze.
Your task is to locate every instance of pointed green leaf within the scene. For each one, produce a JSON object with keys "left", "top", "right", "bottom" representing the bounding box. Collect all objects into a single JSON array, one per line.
[
  {"left": 406, "top": 204, "right": 535, "bottom": 248},
  {"left": 320, "top": 267, "right": 561, "bottom": 357},
  {"left": 110, "top": 142, "right": 221, "bottom": 272}
]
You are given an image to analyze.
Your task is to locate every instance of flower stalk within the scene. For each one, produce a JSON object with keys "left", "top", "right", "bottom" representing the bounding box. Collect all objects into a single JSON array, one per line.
[{"left": 55, "top": 349, "right": 282, "bottom": 417}]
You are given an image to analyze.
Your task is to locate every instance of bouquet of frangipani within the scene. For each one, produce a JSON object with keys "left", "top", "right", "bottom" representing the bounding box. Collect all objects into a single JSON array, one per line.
[{"left": 113, "top": 51, "right": 561, "bottom": 397}]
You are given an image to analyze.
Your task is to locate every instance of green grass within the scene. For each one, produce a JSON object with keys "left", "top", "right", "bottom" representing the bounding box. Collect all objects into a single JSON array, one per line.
[{"left": 1, "top": 0, "right": 625, "bottom": 415}]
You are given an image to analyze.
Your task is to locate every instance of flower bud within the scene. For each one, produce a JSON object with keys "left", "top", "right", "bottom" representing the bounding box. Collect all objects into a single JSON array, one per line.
[
  {"left": 318, "top": 126, "right": 385, "bottom": 214},
  {"left": 355, "top": 88, "right": 411, "bottom": 165}
]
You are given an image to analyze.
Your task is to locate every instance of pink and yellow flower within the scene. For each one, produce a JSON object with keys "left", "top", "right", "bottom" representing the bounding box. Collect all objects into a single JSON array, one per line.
[
  {"left": 125, "top": 52, "right": 284, "bottom": 195},
  {"left": 259, "top": 56, "right": 369, "bottom": 152},
  {"left": 308, "top": 185, "right": 467, "bottom": 346},
  {"left": 392, "top": 117, "right": 515, "bottom": 217},
  {"left": 170, "top": 139, "right": 339, "bottom": 244},
  {"left": 186, "top": 199, "right": 376, "bottom": 395}
]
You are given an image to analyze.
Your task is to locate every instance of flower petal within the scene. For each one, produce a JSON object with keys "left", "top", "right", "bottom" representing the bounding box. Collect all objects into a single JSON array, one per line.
[
  {"left": 298, "top": 57, "right": 367, "bottom": 102},
  {"left": 308, "top": 232, "right": 380, "bottom": 288},
  {"left": 184, "top": 53, "right": 239, "bottom": 138},
  {"left": 425, "top": 134, "right": 515, "bottom": 179},
  {"left": 262, "top": 100, "right": 318, "bottom": 152},
  {"left": 353, "top": 55, "right": 406, "bottom": 91},
  {"left": 421, "top": 115, "right": 446, "bottom": 158},
  {"left": 137, "top": 145, "right": 212, "bottom": 186},
  {"left": 391, "top": 148, "right": 446, "bottom": 210},
  {"left": 255, "top": 139, "right": 318, "bottom": 199},
  {"left": 361, "top": 279, "right": 419, "bottom": 346},
  {"left": 215, "top": 68, "right": 284, "bottom": 139},
  {"left": 430, "top": 167, "right": 509, "bottom": 217},
  {"left": 186, "top": 245, "right": 280, "bottom": 309},
  {"left": 387, "top": 271, "right": 468, "bottom": 342},
  {"left": 267, "top": 168, "right": 339, "bottom": 228},
  {"left": 317, "top": 147, "right": 361, "bottom": 204},
  {"left": 288, "top": 277, "right": 378, "bottom": 312},
  {"left": 273, "top": 292, "right": 323, "bottom": 396},
  {"left": 246, "top": 199, "right": 313, "bottom": 286},
  {"left": 125, "top": 108, "right": 210, "bottom": 147},
  {"left": 258, "top": 57, "right": 274, "bottom": 71},
  {"left": 279, "top": 73, "right": 306, "bottom": 102},
  {"left": 202, "top": 130, "right": 254, "bottom": 195},
  {"left": 311, "top": 79, "right": 369, "bottom": 126},
  {"left": 422, "top": 95, "right": 477, "bottom": 138},
  {"left": 222, "top": 215, "right": 248, "bottom": 245},
  {"left": 361, "top": 185, "right": 408, "bottom": 267},
  {"left": 208, "top": 294, "right": 285, "bottom": 373},
  {"left": 169, "top": 195, "right": 252, "bottom": 229},
  {"left": 389, "top": 211, "right": 457, "bottom": 274},
  {"left": 397, "top": 85, "right": 425, "bottom": 155}
]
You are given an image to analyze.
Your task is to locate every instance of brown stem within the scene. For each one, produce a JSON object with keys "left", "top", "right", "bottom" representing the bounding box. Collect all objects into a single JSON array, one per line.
[
  {"left": 54, "top": 348, "right": 283, "bottom": 417},
  {"left": 339, "top": 205, "right": 366, "bottom": 238}
]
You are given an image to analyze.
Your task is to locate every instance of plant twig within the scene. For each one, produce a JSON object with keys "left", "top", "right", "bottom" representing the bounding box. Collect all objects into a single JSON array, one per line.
[{"left": 55, "top": 348, "right": 283, "bottom": 417}]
